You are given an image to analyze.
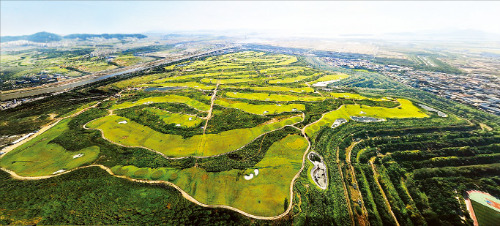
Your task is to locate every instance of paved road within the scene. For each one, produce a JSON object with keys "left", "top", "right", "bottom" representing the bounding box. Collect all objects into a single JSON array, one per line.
[{"left": 1, "top": 46, "right": 234, "bottom": 101}]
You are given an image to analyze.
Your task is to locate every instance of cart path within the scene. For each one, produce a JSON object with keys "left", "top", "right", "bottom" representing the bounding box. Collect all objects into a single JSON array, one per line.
[{"left": 203, "top": 82, "right": 220, "bottom": 135}]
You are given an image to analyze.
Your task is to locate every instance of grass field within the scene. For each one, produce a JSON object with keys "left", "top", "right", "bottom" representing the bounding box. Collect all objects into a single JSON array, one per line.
[
  {"left": 215, "top": 98, "right": 305, "bottom": 115},
  {"left": 111, "top": 95, "right": 210, "bottom": 111},
  {"left": 305, "top": 99, "right": 429, "bottom": 137},
  {"left": 0, "top": 119, "right": 100, "bottom": 177},
  {"left": 87, "top": 115, "right": 303, "bottom": 157},
  {"left": 225, "top": 92, "right": 325, "bottom": 102},
  {"left": 143, "top": 107, "right": 204, "bottom": 128},
  {"left": 111, "top": 134, "right": 307, "bottom": 216}
]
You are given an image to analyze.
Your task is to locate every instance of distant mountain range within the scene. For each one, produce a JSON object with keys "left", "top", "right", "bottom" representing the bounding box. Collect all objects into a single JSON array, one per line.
[{"left": 0, "top": 32, "right": 147, "bottom": 43}]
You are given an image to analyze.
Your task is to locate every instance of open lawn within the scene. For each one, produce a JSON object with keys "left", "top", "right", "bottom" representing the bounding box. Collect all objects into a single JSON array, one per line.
[
  {"left": 87, "top": 115, "right": 302, "bottom": 157},
  {"left": 111, "top": 95, "right": 211, "bottom": 111},
  {"left": 111, "top": 134, "right": 307, "bottom": 217},
  {"left": 0, "top": 119, "right": 100, "bottom": 177},
  {"left": 305, "top": 99, "right": 429, "bottom": 137},
  {"left": 215, "top": 98, "right": 305, "bottom": 115}
]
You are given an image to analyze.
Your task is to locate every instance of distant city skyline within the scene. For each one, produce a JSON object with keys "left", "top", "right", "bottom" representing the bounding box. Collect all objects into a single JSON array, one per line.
[{"left": 2, "top": 1, "right": 500, "bottom": 37}]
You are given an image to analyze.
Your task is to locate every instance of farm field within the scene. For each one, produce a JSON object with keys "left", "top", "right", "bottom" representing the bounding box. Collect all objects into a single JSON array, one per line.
[{"left": 2, "top": 49, "right": 494, "bottom": 225}]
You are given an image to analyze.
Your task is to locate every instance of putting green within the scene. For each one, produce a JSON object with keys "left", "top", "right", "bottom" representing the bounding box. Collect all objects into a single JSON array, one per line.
[
  {"left": 0, "top": 119, "right": 100, "bottom": 177},
  {"left": 111, "top": 134, "right": 308, "bottom": 217},
  {"left": 305, "top": 99, "right": 429, "bottom": 137},
  {"left": 111, "top": 95, "right": 210, "bottom": 111},
  {"left": 144, "top": 107, "right": 204, "bottom": 128},
  {"left": 87, "top": 115, "right": 303, "bottom": 157},
  {"left": 215, "top": 98, "right": 305, "bottom": 115}
]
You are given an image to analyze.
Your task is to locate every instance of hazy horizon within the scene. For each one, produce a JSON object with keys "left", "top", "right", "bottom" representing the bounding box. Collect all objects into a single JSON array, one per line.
[{"left": 2, "top": 1, "right": 500, "bottom": 38}]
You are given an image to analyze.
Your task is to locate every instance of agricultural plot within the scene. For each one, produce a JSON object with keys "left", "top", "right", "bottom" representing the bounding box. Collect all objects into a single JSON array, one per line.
[
  {"left": 225, "top": 92, "right": 325, "bottom": 102},
  {"left": 110, "top": 95, "right": 210, "bottom": 111},
  {"left": 87, "top": 114, "right": 303, "bottom": 157},
  {"left": 0, "top": 119, "right": 100, "bottom": 177},
  {"left": 305, "top": 99, "right": 428, "bottom": 137},
  {"left": 111, "top": 134, "right": 308, "bottom": 217},
  {"left": 215, "top": 98, "right": 305, "bottom": 115},
  {"left": 143, "top": 107, "right": 204, "bottom": 128}
]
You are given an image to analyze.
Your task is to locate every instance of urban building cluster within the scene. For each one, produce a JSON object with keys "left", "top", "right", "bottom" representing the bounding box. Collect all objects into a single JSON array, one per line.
[{"left": 322, "top": 57, "right": 500, "bottom": 116}]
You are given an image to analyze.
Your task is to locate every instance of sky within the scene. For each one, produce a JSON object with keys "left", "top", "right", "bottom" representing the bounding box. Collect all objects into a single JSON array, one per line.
[{"left": 2, "top": 1, "right": 500, "bottom": 37}]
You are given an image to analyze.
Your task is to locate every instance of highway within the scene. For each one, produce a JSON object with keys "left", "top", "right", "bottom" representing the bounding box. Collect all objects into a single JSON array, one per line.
[{"left": 0, "top": 46, "right": 235, "bottom": 101}]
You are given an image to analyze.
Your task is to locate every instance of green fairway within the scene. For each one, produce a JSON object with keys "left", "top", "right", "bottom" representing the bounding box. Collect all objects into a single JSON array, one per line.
[
  {"left": 224, "top": 85, "right": 314, "bottom": 93},
  {"left": 200, "top": 78, "right": 256, "bottom": 84},
  {"left": 143, "top": 107, "right": 204, "bottom": 128},
  {"left": 0, "top": 119, "right": 100, "bottom": 177},
  {"left": 111, "top": 95, "right": 211, "bottom": 111},
  {"left": 225, "top": 92, "right": 325, "bottom": 102},
  {"left": 268, "top": 75, "right": 312, "bottom": 84},
  {"left": 144, "top": 81, "right": 216, "bottom": 90},
  {"left": 87, "top": 115, "right": 303, "bottom": 157},
  {"left": 215, "top": 98, "right": 305, "bottom": 115},
  {"left": 305, "top": 99, "right": 429, "bottom": 137},
  {"left": 309, "top": 73, "right": 349, "bottom": 84},
  {"left": 111, "top": 134, "right": 308, "bottom": 217}
]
